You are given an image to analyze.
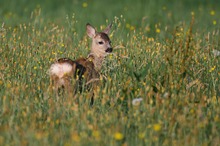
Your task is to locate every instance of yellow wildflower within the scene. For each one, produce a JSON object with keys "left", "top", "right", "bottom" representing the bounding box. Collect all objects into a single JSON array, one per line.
[
  {"left": 6, "top": 82, "right": 11, "bottom": 88},
  {"left": 214, "top": 115, "right": 219, "bottom": 122},
  {"left": 71, "top": 133, "right": 80, "bottom": 142},
  {"left": 92, "top": 130, "right": 100, "bottom": 139},
  {"left": 156, "top": 28, "right": 160, "bottom": 33},
  {"left": 162, "top": 6, "right": 167, "bottom": 10},
  {"left": 126, "top": 23, "right": 130, "bottom": 29},
  {"left": 114, "top": 132, "right": 124, "bottom": 140},
  {"left": 213, "top": 20, "right": 217, "bottom": 25},
  {"left": 55, "top": 119, "right": 60, "bottom": 125},
  {"left": 209, "top": 66, "right": 216, "bottom": 72},
  {"left": 35, "top": 132, "right": 43, "bottom": 140},
  {"left": 130, "top": 26, "right": 135, "bottom": 31},
  {"left": 153, "top": 123, "right": 161, "bottom": 132},
  {"left": 147, "top": 37, "right": 154, "bottom": 42},
  {"left": 82, "top": 2, "right": 88, "bottom": 8},
  {"left": 210, "top": 10, "right": 215, "bottom": 16},
  {"left": 138, "top": 132, "right": 145, "bottom": 139}
]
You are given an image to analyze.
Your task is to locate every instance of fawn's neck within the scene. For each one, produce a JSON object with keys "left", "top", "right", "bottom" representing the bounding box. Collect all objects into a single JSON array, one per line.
[{"left": 87, "top": 52, "right": 105, "bottom": 71}]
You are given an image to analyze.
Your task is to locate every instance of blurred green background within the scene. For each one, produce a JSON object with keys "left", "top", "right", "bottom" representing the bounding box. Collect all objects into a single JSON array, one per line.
[{"left": 1, "top": 0, "right": 219, "bottom": 35}]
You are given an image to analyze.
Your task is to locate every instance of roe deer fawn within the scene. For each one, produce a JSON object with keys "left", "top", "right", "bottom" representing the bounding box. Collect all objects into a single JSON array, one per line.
[{"left": 49, "top": 23, "right": 113, "bottom": 103}]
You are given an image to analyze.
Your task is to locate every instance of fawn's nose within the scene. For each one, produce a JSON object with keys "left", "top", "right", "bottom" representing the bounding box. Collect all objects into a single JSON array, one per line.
[{"left": 105, "top": 47, "right": 113, "bottom": 53}]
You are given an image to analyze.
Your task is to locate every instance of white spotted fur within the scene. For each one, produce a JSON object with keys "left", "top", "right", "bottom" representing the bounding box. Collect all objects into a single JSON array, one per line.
[{"left": 49, "top": 63, "right": 73, "bottom": 78}]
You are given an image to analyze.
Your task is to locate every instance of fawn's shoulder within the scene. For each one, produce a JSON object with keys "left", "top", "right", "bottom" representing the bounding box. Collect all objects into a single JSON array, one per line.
[{"left": 75, "top": 57, "right": 95, "bottom": 70}]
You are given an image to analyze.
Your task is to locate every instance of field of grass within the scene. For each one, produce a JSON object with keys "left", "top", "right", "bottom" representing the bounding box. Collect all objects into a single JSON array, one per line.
[{"left": 0, "top": 0, "right": 220, "bottom": 145}]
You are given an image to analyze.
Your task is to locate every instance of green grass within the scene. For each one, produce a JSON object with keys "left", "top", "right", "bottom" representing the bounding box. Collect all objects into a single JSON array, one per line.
[{"left": 0, "top": 0, "right": 220, "bottom": 145}]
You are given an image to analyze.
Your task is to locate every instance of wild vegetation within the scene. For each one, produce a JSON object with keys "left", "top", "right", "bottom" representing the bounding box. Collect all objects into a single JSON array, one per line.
[{"left": 0, "top": 0, "right": 219, "bottom": 145}]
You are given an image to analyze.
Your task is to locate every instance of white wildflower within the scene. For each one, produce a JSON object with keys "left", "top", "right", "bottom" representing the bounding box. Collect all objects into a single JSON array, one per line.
[
  {"left": 212, "top": 49, "right": 220, "bottom": 57},
  {"left": 132, "top": 98, "right": 143, "bottom": 106}
]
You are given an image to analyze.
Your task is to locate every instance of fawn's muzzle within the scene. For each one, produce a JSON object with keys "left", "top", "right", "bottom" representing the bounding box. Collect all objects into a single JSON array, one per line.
[{"left": 105, "top": 48, "right": 113, "bottom": 53}]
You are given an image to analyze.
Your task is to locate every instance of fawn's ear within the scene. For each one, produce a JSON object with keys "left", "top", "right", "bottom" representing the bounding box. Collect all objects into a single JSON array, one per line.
[
  {"left": 103, "top": 23, "right": 112, "bottom": 34},
  {"left": 86, "top": 23, "right": 96, "bottom": 38}
]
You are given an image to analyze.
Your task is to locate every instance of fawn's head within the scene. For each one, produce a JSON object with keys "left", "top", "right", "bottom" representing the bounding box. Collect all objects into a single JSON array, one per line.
[{"left": 86, "top": 23, "right": 113, "bottom": 57}]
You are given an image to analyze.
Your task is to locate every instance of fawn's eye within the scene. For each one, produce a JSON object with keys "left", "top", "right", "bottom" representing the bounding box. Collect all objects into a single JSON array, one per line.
[{"left": 98, "top": 41, "right": 104, "bottom": 45}]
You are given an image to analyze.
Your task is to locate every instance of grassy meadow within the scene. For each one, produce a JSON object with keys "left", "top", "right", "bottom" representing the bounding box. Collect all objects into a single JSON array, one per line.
[{"left": 0, "top": 0, "right": 220, "bottom": 145}]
